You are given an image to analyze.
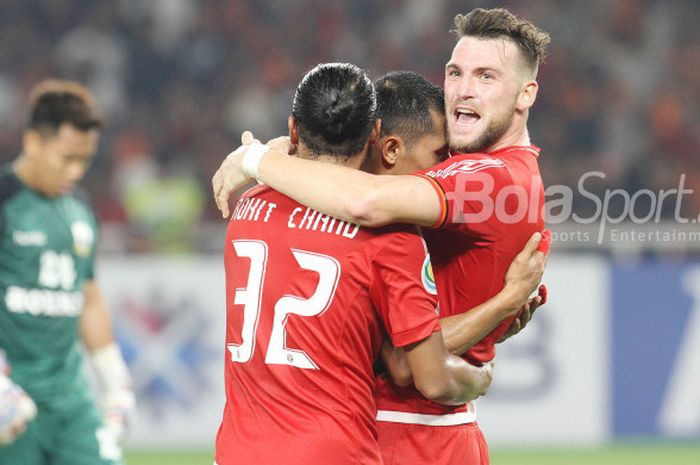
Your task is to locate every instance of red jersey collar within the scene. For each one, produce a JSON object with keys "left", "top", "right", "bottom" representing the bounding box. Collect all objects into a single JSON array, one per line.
[{"left": 451, "top": 144, "right": 541, "bottom": 158}]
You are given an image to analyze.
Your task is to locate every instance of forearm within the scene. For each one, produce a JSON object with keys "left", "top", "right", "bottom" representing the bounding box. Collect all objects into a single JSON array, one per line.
[
  {"left": 80, "top": 281, "right": 115, "bottom": 351},
  {"left": 257, "top": 152, "right": 437, "bottom": 227},
  {"left": 441, "top": 288, "right": 522, "bottom": 356},
  {"left": 437, "top": 356, "right": 492, "bottom": 405}
]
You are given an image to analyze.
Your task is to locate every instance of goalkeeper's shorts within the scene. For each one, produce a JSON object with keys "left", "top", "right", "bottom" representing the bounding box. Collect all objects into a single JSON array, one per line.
[{"left": 0, "top": 394, "right": 123, "bottom": 465}]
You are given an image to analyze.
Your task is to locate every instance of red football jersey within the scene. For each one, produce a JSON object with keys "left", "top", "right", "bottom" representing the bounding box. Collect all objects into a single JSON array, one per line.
[
  {"left": 215, "top": 185, "right": 441, "bottom": 465},
  {"left": 375, "top": 145, "right": 545, "bottom": 422}
]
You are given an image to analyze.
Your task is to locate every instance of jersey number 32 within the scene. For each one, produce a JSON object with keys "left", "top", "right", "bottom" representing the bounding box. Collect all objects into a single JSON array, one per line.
[{"left": 227, "top": 240, "right": 340, "bottom": 370}]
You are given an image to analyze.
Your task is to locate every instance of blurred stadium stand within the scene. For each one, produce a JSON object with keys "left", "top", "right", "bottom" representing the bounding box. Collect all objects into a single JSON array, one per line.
[
  {"left": 2, "top": 0, "right": 699, "bottom": 453},
  {"left": 0, "top": 0, "right": 698, "bottom": 253}
]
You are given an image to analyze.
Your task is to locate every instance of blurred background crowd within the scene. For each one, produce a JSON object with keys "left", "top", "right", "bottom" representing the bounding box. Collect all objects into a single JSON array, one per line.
[{"left": 0, "top": 0, "right": 697, "bottom": 253}]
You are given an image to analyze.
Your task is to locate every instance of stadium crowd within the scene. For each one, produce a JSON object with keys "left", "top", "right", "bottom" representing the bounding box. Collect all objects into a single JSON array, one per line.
[{"left": 0, "top": 0, "right": 697, "bottom": 252}]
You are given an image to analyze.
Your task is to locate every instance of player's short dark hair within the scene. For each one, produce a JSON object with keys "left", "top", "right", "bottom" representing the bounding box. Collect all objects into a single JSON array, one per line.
[
  {"left": 374, "top": 71, "right": 445, "bottom": 147},
  {"left": 292, "top": 63, "right": 376, "bottom": 158},
  {"left": 27, "top": 79, "right": 102, "bottom": 135},
  {"left": 453, "top": 8, "right": 550, "bottom": 76}
]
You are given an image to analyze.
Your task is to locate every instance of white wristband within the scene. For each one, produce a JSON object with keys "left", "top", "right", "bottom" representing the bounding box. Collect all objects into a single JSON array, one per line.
[{"left": 242, "top": 144, "right": 270, "bottom": 179}]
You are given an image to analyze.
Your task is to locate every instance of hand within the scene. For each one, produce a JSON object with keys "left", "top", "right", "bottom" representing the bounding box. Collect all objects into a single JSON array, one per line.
[
  {"left": 380, "top": 339, "right": 413, "bottom": 388},
  {"left": 266, "top": 136, "right": 292, "bottom": 155},
  {"left": 90, "top": 343, "right": 136, "bottom": 443},
  {"left": 212, "top": 131, "right": 260, "bottom": 218},
  {"left": 101, "top": 389, "right": 135, "bottom": 442},
  {"left": 0, "top": 374, "right": 37, "bottom": 445},
  {"left": 498, "top": 284, "right": 547, "bottom": 343},
  {"left": 503, "top": 230, "right": 549, "bottom": 309}
]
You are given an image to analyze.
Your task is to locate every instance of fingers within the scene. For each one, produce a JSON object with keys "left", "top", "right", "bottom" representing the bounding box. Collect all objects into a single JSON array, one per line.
[
  {"left": 267, "top": 136, "right": 292, "bottom": 155},
  {"left": 509, "top": 317, "right": 521, "bottom": 335},
  {"left": 536, "top": 229, "right": 552, "bottom": 254},
  {"left": 218, "top": 183, "right": 231, "bottom": 218},
  {"left": 241, "top": 131, "right": 259, "bottom": 145},
  {"left": 538, "top": 284, "right": 548, "bottom": 305},
  {"left": 522, "top": 231, "right": 542, "bottom": 257},
  {"left": 212, "top": 169, "right": 222, "bottom": 211},
  {"left": 212, "top": 165, "right": 230, "bottom": 218}
]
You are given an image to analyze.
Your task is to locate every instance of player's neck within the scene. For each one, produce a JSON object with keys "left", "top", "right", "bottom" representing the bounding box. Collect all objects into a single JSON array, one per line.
[
  {"left": 487, "top": 124, "right": 531, "bottom": 153},
  {"left": 12, "top": 155, "right": 45, "bottom": 195},
  {"left": 296, "top": 147, "right": 365, "bottom": 170}
]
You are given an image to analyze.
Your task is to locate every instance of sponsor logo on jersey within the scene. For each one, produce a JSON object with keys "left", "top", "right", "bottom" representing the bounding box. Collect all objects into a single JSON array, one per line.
[
  {"left": 12, "top": 230, "right": 47, "bottom": 247},
  {"left": 421, "top": 255, "right": 437, "bottom": 295},
  {"left": 71, "top": 221, "right": 94, "bottom": 257},
  {"left": 4, "top": 286, "right": 84, "bottom": 317},
  {"left": 425, "top": 158, "right": 505, "bottom": 179}
]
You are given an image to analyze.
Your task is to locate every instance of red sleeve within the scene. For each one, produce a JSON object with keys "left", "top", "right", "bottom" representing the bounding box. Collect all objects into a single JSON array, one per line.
[
  {"left": 417, "top": 155, "right": 510, "bottom": 235},
  {"left": 369, "top": 228, "right": 441, "bottom": 348}
]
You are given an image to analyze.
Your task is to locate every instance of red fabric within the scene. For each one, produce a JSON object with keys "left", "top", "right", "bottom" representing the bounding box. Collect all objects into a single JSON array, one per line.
[
  {"left": 215, "top": 185, "right": 440, "bottom": 465},
  {"left": 376, "top": 145, "right": 545, "bottom": 418},
  {"left": 377, "top": 421, "right": 490, "bottom": 465}
]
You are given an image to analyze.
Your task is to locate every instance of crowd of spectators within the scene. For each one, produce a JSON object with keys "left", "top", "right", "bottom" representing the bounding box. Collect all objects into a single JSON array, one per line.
[{"left": 0, "top": 0, "right": 697, "bottom": 252}]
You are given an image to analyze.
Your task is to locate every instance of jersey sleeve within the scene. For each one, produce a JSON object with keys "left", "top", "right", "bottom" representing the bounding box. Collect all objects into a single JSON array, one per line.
[
  {"left": 415, "top": 155, "right": 510, "bottom": 236},
  {"left": 73, "top": 189, "right": 99, "bottom": 281},
  {"left": 369, "top": 228, "right": 440, "bottom": 348}
]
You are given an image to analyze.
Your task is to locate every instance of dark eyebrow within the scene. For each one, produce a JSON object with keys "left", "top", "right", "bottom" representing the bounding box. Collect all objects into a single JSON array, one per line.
[{"left": 474, "top": 67, "right": 499, "bottom": 75}]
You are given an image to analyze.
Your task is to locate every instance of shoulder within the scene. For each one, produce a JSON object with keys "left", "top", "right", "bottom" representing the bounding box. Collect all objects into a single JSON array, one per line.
[
  {"left": 70, "top": 186, "right": 94, "bottom": 211},
  {"left": 68, "top": 186, "right": 98, "bottom": 222},
  {"left": 365, "top": 224, "right": 426, "bottom": 257},
  {"left": 420, "top": 153, "right": 508, "bottom": 181}
]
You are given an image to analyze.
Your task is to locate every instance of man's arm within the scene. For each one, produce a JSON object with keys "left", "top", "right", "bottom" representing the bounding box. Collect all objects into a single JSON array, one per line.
[
  {"left": 80, "top": 280, "right": 135, "bottom": 440},
  {"left": 403, "top": 332, "right": 493, "bottom": 406},
  {"left": 80, "top": 280, "right": 115, "bottom": 351},
  {"left": 381, "top": 231, "right": 548, "bottom": 385},
  {"left": 212, "top": 134, "right": 442, "bottom": 227}
]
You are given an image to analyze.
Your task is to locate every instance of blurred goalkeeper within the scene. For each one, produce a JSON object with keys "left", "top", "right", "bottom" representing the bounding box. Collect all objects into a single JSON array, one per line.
[{"left": 0, "top": 80, "right": 134, "bottom": 464}]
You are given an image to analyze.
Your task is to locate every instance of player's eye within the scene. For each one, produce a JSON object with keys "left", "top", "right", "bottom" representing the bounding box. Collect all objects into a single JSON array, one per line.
[
  {"left": 480, "top": 72, "right": 494, "bottom": 80},
  {"left": 447, "top": 69, "right": 460, "bottom": 77}
]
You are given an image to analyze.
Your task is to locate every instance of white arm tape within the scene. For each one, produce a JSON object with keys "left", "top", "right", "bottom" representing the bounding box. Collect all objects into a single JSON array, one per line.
[{"left": 241, "top": 144, "right": 270, "bottom": 179}]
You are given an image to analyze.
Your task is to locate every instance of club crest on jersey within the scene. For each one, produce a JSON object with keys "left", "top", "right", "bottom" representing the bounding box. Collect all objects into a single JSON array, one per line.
[
  {"left": 421, "top": 256, "right": 437, "bottom": 295},
  {"left": 71, "top": 221, "right": 94, "bottom": 257}
]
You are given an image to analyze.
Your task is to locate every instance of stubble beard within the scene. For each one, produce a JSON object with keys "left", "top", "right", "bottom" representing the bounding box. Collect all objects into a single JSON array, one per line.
[{"left": 448, "top": 107, "right": 515, "bottom": 154}]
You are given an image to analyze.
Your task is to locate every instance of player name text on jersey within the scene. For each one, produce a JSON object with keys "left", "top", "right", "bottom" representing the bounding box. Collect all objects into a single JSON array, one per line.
[{"left": 232, "top": 195, "right": 360, "bottom": 239}]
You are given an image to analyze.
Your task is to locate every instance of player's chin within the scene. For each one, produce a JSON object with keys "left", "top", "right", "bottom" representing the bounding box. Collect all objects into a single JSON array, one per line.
[{"left": 448, "top": 135, "right": 480, "bottom": 154}]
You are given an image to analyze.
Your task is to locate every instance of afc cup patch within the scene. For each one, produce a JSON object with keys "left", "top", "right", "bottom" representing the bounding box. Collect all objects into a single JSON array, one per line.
[
  {"left": 421, "top": 255, "right": 437, "bottom": 295},
  {"left": 71, "top": 221, "right": 94, "bottom": 257}
]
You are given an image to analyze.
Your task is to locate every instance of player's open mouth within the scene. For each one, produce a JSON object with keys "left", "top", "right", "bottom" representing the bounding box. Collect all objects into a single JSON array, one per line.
[{"left": 454, "top": 108, "right": 481, "bottom": 127}]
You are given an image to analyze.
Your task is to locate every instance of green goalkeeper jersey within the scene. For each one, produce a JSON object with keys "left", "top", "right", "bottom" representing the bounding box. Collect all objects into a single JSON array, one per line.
[{"left": 0, "top": 165, "right": 98, "bottom": 406}]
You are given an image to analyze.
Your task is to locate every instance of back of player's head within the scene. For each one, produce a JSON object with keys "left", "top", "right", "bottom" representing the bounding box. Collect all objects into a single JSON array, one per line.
[
  {"left": 453, "top": 8, "right": 550, "bottom": 77},
  {"left": 374, "top": 71, "right": 445, "bottom": 147},
  {"left": 27, "top": 79, "right": 102, "bottom": 136},
  {"left": 292, "top": 63, "right": 376, "bottom": 158}
]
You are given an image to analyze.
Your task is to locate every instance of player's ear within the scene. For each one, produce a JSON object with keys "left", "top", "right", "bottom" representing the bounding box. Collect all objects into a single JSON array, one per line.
[
  {"left": 368, "top": 119, "right": 381, "bottom": 147},
  {"left": 516, "top": 79, "right": 538, "bottom": 111},
  {"left": 288, "top": 116, "right": 300, "bottom": 155},
  {"left": 22, "top": 129, "right": 43, "bottom": 159},
  {"left": 381, "top": 136, "right": 402, "bottom": 168}
]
